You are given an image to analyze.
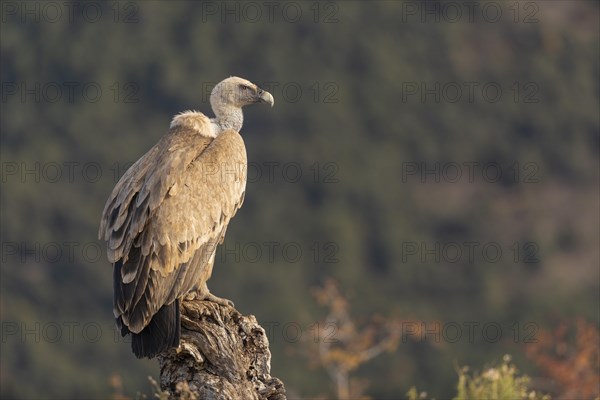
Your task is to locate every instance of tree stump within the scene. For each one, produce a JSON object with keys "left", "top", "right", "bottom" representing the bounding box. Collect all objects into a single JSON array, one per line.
[{"left": 157, "top": 300, "right": 286, "bottom": 400}]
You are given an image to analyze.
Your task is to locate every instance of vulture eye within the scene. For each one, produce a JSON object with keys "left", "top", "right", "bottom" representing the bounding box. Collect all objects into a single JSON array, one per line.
[{"left": 240, "top": 85, "right": 250, "bottom": 91}]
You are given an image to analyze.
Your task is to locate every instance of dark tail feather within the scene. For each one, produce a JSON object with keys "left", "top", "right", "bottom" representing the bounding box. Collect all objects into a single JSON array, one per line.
[{"left": 130, "top": 299, "right": 180, "bottom": 359}]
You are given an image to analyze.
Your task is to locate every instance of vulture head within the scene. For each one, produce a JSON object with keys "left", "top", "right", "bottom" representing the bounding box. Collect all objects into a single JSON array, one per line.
[{"left": 211, "top": 76, "right": 274, "bottom": 110}]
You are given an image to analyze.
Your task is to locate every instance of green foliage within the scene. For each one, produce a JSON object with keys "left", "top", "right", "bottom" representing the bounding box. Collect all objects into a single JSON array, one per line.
[
  {"left": 454, "top": 355, "right": 549, "bottom": 400},
  {"left": 407, "top": 356, "right": 550, "bottom": 400}
]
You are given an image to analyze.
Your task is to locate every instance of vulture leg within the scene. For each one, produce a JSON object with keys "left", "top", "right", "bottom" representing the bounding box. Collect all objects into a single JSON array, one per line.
[
  {"left": 203, "top": 291, "right": 234, "bottom": 307},
  {"left": 184, "top": 283, "right": 234, "bottom": 307}
]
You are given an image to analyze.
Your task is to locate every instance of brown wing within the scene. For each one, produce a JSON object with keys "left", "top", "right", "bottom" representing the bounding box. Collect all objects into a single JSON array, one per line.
[
  {"left": 99, "top": 120, "right": 213, "bottom": 264},
  {"left": 99, "top": 118, "right": 247, "bottom": 333}
]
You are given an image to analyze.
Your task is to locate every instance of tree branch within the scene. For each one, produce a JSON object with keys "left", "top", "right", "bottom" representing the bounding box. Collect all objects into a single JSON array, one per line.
[{"left": 157, "top": 300, "right": 286, "bottom": 400}]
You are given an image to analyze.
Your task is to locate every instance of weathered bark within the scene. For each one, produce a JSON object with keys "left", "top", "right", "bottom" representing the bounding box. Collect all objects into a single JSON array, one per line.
[{"left": 157, "top": 300, "right": 286, "bottom": 400}]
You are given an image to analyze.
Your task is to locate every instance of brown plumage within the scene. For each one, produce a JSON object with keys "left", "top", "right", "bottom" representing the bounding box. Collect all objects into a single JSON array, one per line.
[{"left": 98, "top": 77, "right": 274, "bottom": 358}]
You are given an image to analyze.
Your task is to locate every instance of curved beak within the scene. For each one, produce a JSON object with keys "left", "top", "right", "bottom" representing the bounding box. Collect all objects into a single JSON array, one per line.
[{"left": 256, "top": 89, "right": 274, "bottom": 107}]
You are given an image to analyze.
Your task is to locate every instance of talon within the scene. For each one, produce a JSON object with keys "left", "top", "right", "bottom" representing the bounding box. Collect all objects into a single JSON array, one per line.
[
  {"left": 205, "top": 293, "right": 234, "bottom": 308},
  {"left": 183, "top": 291, "right": 198, "bottom": 301},
  {"left": 185, "top": 286, "right": 234, "bottom": 307}
]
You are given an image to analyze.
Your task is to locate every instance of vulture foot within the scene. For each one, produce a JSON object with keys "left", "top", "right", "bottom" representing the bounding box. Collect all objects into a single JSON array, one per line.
[
  {"left": 204, "top": 292, "right": 235, "bottom": 308},
  {"left": 184, "top": 289, "right": 234, "bottom": 308}
]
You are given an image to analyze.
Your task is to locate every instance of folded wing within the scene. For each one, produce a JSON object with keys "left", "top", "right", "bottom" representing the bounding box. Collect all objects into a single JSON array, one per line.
[{"left": 99, "top": 115, "right": 247, "bottom": 334}]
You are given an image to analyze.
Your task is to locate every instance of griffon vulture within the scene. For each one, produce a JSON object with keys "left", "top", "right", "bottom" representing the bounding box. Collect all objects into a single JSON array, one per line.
[{"left": 98, "top": 77, "right": 274, "bottom": 358}]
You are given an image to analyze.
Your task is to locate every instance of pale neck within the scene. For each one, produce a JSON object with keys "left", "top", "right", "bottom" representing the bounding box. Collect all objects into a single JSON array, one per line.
[{"left": 212, "top": 104, "right": 243, "bottom": 133}]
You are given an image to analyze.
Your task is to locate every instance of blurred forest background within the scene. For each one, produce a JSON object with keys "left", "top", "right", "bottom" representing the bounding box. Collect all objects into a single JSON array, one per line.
[{"left": 1, "top": 1, "right": 598, "bottom": 398}]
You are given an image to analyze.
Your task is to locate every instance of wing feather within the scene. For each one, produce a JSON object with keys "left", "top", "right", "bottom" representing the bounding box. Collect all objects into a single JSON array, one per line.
[
  {"left": 100, "top": 117, "right": 247, "bottom": 334},
  {"left": 99, "top": 121, "right": 213, "bottom": 261}
]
